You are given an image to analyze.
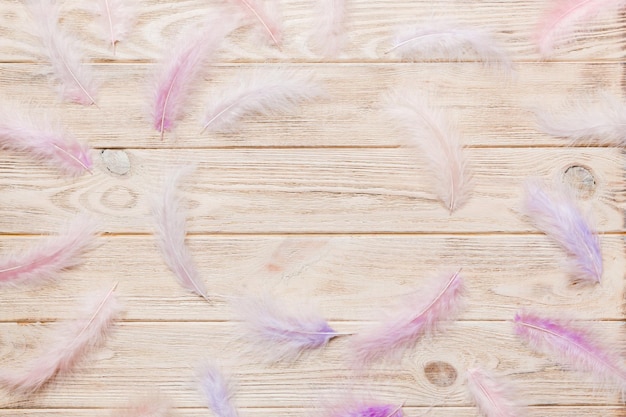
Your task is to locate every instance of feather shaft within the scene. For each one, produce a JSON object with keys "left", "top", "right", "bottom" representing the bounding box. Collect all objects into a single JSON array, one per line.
[
  {"left": 522, "top": 180, "right": 602, "bottom": 283},
  {"left": 197, "top": 363, "right": 238, "bottom": 417},
  {"left": 466, "top": 367, "right": 523, "bottom": 417},
  {"left": 93, "top": 0, "right": 136, "bottom": 53},
  {"left": 229, "top": 0, "right": 282, "bottom": 48},
  {"left": 0, "top": 215, "right": 98, "bottom": 286},
  {"left": 0, "top": 284, "right": 120, "bottom": 393}
]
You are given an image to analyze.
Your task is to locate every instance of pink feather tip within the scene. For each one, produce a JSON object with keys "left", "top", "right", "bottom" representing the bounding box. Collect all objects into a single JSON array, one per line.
[
  {"left": 350, "top": 270, "right": 466, "bottom": 365},
  {"left": 522, "top": 180, "right": 602, "bottom": 284},
  {"left": 514, "top": 311, "right": 626, "bottom": 394},
  {"left": 466, "top": 367, "right": 524, "bottom": 417},
  {"left": 0, "top": 215, "right": 98, "bottom": 287},
  {"left": 93, "top": 0, "right": 137, "bottom": 53},
  {"left": 227, "top": 0, "right": 282, "bottom": 48}
]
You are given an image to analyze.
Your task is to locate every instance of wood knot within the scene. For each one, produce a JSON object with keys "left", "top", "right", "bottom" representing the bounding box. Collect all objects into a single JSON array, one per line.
[
  {"left": 563, "top": 165, "right": 596, "bottom": 199},
  {"left": 423, "top": 361, "right": 457, "bottom": 387},
  {"left": 101, "top": 150, "right": 130, "bottom": 176}
]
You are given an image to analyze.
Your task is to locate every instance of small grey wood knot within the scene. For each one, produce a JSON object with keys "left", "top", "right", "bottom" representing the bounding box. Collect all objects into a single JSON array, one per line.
[
  {"left": 423, "top": 361, "right": 457, "bottom": 387},
  {"left": 101, "top": 150, "right": 130, "bottom": 176},
  {"left": 563, "top": 165, "right": 596, "bottom": 199}
]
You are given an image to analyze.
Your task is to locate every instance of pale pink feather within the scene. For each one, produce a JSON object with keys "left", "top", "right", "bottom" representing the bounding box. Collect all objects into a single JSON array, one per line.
[
  {"left": 197, "top": 362, "right": 239, "bottom": 417},
  {"left": 522, "top": 180, "right": 602, "bottom": 284},
  {"left": 202, "top": 69, "right": 324, "bottom": 133},
  {"left": 386, "top": 90, "right": 472, "bottom": 212},
  {"left": 309, "top": 0, "right": 347, "bottom": 57},
  {"left": 0, "top": 104, "right": 92, "bottom": 176},
  {"left": 152, "top": 166, "right": 209, "bottom": 301},
  {"left": 26, "top": 0, "right": 97, "bottom": 105},
  {"left": 514, "top": 311, "right": 626, "bottom": 393},
  {"left": 235, "top": 294, "right": 338, "bottom": 362},
  {"left": 227, "top": 0, "right": 282, "bottom": 48},
  {"left": 388, "top": 21, "right": 512, "bottom": 72},
  {"left": 0, "top": 285, "right": 120, "bottom": 393},
  {"left": 0, "top": 215, "right": 98, "bottom": 286},
  {"left": 466, "top": 367, "right": 524, "bottom": 417},
  {"left": 350, "top": 271, "right": 465, "bottom": 365},
  {"left": 151, "top": 15, "right": 236, "bottom": 137},
  {"left": 536, "top": 0, "right": 626, "bottom": 57},
  {"left": 114, "top": 397, "right": 171, "bottom": 417},
  {"left": 93, "top": 0, "right": 137, "bottom": 52}
]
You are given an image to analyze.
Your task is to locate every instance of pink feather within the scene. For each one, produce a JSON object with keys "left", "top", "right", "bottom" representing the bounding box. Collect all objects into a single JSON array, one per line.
[
  {"left": 350, "top": 270, "right": 466, "bottom": 365},
  {"left": 114, "top": 397, "right": 171, "bottom": 417},
  {"left": 93, "top": 0, "right": 137, "bottom": 52},
  {"left": 26, "top": 0, "right": 97, "bottom": 105},
  {"left": 152, "top": 166, "right": 209, "bottom": 301},
  {"left": 466, "top": 367, "right": 524, "bottom": 417},
  {"left": 522, "top": 180, "right": 602, "bottom": 284},
  {"left": 513, "top": 311, "right": 626, "bottom": 393},
  {"left": 309, "top": 0, "right": 347, "bottom": 57},
  {"left": 202, "top": 69, "right": 324, "bottom": 133},
  {"left": 235, "top": 294, "right": 338, "bottom": 362},
  {"left": 0, "top": 215, "right": 98, "bottom": 286},
  {"left": 0, "top": 105, "right": 92, "bottom": 176},
  {"left": 151, "top": 15, "right": 235, "bottom": 138},
  {"left": 227, "top": 0, "right": 282, "bottom": 48},
  {"left": 197, "top": 362, "right": 239, "bottom": 417},
  {"left": 0, "top": 284, "right": 120, "bottom": 393},
  {"left": 385, "top": 90, "right": 472, "bottom": 213},
  {"left": 536, "top": 0, "right": 626, "bottom": 57},
  {"left": 323, "top": 401, "right": 404, "bottom": 417}
]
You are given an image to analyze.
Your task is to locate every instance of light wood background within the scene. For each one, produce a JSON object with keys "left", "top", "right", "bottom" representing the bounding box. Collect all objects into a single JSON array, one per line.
[{"left": 0, "top": 0, "right": 625, "bottom": 416}]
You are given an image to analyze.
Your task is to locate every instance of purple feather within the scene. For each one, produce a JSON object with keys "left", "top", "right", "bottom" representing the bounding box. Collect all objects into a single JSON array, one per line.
[
  {"left": 522, "top": 180, "right": 602, "bottom": 284},
  {"left": 325, "top": 402, "right": 404, "bottom": 417},
  {"left": 514, "top": 311, "right": 626, "bottom": 393},
  {"left": 197, "top": 362, "right": 238, "bottom": 417}
]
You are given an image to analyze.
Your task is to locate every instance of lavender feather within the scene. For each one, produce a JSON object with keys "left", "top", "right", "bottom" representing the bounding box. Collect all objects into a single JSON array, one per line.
[
  {"left": 326, "top": 402, "right": 404, "bottom": 417},
  {"left": 197, "top": 362, "right": 238, "bottom": 417}
]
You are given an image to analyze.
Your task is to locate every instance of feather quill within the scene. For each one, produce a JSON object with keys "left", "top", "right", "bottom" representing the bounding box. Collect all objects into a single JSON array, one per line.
[
  {"left": 522, "top": 180, "right": 602, "bottom": 284},
  {"left": 227, "top": 0, "right": 282, "bottom": 48},
  {"left": 197, "top": 362, "right": 238, "bottom": 417},
  {"left": 386, "top": 90, "right": 472, "bottom": 212},
  {"left": 93, "top": 0, "right": 137, "bottom": 53},
  {"left": 0, "top": 105, "right": 92, "bottom": 176},
  {"left": 0, "top": 215, "right": 98, "bottom": 286},
  {"left": 535, "top": 91, "right": 626, "bottom": 145},
  {"left": 26, "top": 0, "right": 97, "bottom": 105},
  {"left": 309, "top": 0, "right": 347, "bottom": 57},
  {"left": 151, "top": 15, "right": 235, "bottom": 138},
  {"left": 323, "top": 401, "right": 404, "bottom": 417},
  {"left": 350, "top": 270, "right": 465, "bottom": 365},
  {"left": 153, "top": 166, "right": 209, "bottom": 301},
  {"left": 235, "top": 294, "right": 338, "bottom": 362},
  {"left": 388, "top": 22, "right": 512, "bottom": 72},
  {"left": 202, "top": 69, "right": 324, "bottom": 133},
  {"left": 466, "top": 367, "right": 523, "bottom": 417},
  {"left": 513, "top": 311, "right": 626, "bottom": 393},
  {"left": 536, "top": 0, "right": 626, "bottom": 57},
  {"left": 0, "top": 284, "right": 120, "bottom": 393}
]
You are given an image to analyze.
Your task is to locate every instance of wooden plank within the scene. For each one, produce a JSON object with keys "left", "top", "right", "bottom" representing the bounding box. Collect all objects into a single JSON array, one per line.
[
  {"left": 0, "top": 322, "right": 624, "bottom": 408},
  {"left": 0, "top": 235, "right": 622, "bottom": 321},
  {"left": 0, "top": 63, "right": 622, "bottom": 148},
  {"left": 0, "top": 148, "right": 622, "bottom": 234},
  {"left": 1, "top": 0, "right": 625, "bottom": 63}
]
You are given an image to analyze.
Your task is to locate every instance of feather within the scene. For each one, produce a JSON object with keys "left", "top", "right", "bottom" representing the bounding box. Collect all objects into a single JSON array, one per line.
[
  {"left": 385, "top": 90, "right": 472, "bottom": 212},
  {"left": 350, "top": 270, "right": 465, "bottom": 365},
  {"left": 466, "top": 367, "right": 523, "bottom": 417},
  {"left": 0, "top": 215, "right": 98, "bottom": 287},
  {"left": 0, "top": 104, "right": 92, "bottom": 176},
  {"left": 114, "top": 397, "right": 171, "bottom": 417},
  {"left": 323, "top": 401, "right": 404, "bottom": 417},
  {"left": 536, "top": 0, "right": 626, "bottom": 57},
  {"left": 388, "top": 22, "right": 512, "bottom": 72},
  {"left": 0, "top": 284, "right": 120, "bottom": 393},
  {"left": 535, "top": 91, "right": 626, "bottom": 145},
  {"left": 151, "top": 15, "right": 235, "bottom": 138},
  {"left": 152, "top": 166, "right": 209, "bottom": 301},
  {"left": 26, "top": 0, "right": 97, "bottom": 105},
  {"left": 197, "top": 362, "right": 238, "bottom": 417},
  {"left": 227, "top": 0, "right": 282, "bottom": 48},
  {"left": 235, "top": 294, "right": 338, "bottom": 362},
  {"left": 513, "top": 311, "right": 626, "bottom": 393},
  {"left": 309, "top": 0, "right": 347, "bottom": 57},
  {"left": 522, "top": 180, "right": 602, "bottom": 284},
  {"left": 93, "top": 0, "right": 137, "bottom": 53},
  {"left": 202, "top": 69, "right": 324, "bottom": 133}
]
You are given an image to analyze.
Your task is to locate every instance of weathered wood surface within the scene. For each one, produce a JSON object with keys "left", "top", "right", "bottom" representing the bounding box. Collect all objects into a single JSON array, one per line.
[{"left": 0, "top": 0, "right": 624, "bottom": 416}]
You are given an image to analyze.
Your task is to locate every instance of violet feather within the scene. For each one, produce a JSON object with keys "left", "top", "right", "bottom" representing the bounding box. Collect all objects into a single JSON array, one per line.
[
  {"left": 325, "top": 402, "right": 404, "bottom": 417},
  {"left": 197, "top": 362, "right": 239, "bottom": 417}
]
